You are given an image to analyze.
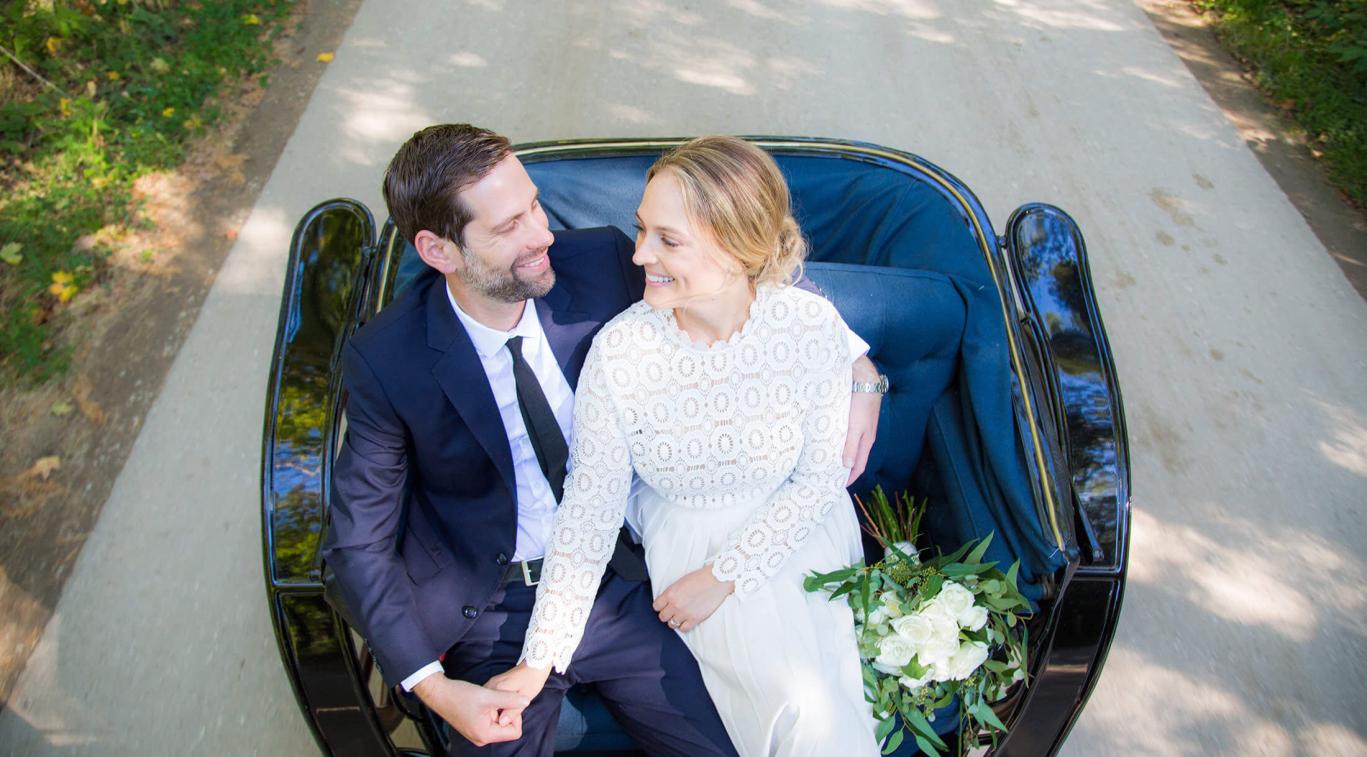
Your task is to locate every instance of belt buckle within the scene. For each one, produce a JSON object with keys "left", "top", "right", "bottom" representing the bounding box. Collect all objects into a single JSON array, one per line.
[{"left": 520, "top": 560, "right": 540, "bottom": 587}]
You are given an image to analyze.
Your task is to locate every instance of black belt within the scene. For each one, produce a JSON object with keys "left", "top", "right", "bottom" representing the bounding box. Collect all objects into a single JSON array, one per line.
[{"left": 499, "top": 557, "right": 543, "bottom": 587}]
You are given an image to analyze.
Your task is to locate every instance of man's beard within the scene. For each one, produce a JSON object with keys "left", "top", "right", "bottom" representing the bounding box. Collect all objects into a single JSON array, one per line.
[{"left": 461, "top": 248, "right": 555, "bottom": 302}]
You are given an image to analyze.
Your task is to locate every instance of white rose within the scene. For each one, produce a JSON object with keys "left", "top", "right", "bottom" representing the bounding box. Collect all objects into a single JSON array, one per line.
[
  {"left": 898, "top": 670, "right": 933, "bottom": 690},
  {"left": 884, "top": 541, "right": 920, "bottom": 564},
  {"left": 958, "top": 604, "right": 989, "bottom": 631},
  {"left": 873, "top": 635, "right": 915, "bottom": 674},
  {"left": 914, "top": 604, "right": 961, "bottom": 668},
  {"left": 866, "top": 605, "right": 890, "bottom": 627},
  {"left": 943, "top": 641, "right": 990, "bottom": 681},
  {"left": 936, "top": 581, "right": 976, "bottom": 618},
  {"left": 890, "top": 613, "right": 933, "bottom": 647}
]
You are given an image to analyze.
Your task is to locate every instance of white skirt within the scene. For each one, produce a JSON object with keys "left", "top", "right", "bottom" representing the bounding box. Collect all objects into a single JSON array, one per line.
[{"left": 636, "top": 489, "right": 881, "bottom": 757}]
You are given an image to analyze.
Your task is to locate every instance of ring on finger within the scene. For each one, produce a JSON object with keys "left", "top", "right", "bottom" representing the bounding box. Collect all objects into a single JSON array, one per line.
[{"left": 668, "top": 619, "right": 681, "bottom": 629}]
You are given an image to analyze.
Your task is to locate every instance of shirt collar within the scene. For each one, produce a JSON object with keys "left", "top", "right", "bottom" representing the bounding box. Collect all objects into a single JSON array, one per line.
[{"left": 447, "top": 284, "right": 542, "bottom": 360}]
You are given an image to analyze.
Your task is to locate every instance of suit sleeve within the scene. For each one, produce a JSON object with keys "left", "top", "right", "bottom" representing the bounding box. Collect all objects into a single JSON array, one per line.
[{"left": 323, "top": 340, "right": 438, "bottom": 687}]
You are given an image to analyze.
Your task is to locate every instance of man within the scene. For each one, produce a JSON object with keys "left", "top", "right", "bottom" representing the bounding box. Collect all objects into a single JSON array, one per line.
[{"left": 324, "top": 124, "right": 885, "bottom": 755}]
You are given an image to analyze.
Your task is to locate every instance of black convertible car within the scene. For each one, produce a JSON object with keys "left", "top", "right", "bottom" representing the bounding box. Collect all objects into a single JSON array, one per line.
[{"left": 262, "top": 137, "right": 1130, "bottom": 756}]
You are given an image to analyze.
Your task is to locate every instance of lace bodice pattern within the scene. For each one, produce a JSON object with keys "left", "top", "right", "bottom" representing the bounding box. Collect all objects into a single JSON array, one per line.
[{"left": 520, "top": 284, "right": 853, "bottom": 672}]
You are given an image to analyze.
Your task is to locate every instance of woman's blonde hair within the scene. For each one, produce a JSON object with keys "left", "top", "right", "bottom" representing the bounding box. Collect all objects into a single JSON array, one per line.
[{"left": 647, "top": 136, "right": 805, "bottom": 287}]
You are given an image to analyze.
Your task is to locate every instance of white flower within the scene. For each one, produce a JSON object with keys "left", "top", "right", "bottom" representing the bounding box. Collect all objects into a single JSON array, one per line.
[
  {"left": 885, "top": 541, "right": 920, "bottom": 564},
  {"left": 958, "top": 604, "right": 989, "bottom": 631},
  {"left": 890, "top": 613, "right": 933, "bottom": 647},
  {"left": 898, "top": 670, "right": 933, "bottom": 690},
  {"left": 873, "top": 635, "right": 916, "bottom": 674},
  {"left": 940, "top": 640, "right": 990, "bottom": 681},
  {"left": 914, "top": 603, "right": 961, "bottom": 668},
  {"left": 866, "top": 605, "right": 890, "bottom": 627},
  {"left": 936, "top": 581, "right": 976, "bottom": 618}
]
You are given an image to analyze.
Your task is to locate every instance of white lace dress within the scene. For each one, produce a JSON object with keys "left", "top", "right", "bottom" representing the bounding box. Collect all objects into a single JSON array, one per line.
[{"left": 521, "top": 284, "right": 879, "bottom": 757}]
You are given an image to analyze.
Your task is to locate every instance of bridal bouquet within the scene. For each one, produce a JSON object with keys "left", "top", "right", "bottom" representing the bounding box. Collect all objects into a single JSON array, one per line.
[{"left": 804, "top": 488, "right": 1031, "bottom": 756}]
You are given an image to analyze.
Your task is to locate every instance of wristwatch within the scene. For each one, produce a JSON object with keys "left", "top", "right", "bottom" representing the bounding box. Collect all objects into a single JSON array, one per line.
[{"left": 852, "top": 374, "right": 891, "bottom": 394}]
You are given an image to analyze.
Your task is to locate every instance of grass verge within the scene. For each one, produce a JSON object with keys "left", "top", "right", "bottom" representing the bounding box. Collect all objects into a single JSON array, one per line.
[
  {"left": 1194, "top": 1, "right": 1367, "bottom": 208},
  {"left": 0, "top": 0, "right": 292, "bottom": 384}
]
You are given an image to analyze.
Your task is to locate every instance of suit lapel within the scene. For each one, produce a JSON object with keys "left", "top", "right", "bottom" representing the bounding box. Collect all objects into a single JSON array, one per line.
[{"left": 426, "top": 279, "right": 517, "bottom": 499}]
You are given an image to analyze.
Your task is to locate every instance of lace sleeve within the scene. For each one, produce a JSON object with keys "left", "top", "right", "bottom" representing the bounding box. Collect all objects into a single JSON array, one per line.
[
  {"left": 520, "top": 336, "right": 633, "bottom": 672},
  {"left": 711, "top": 300, "right": 853, "bottom": 598}
]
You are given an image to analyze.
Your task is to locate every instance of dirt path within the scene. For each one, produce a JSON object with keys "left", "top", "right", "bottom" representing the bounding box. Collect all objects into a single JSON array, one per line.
[
  {"left": 0, "top": 0, "right": 362, "bottom": 710},
  {"left": 1137, "top": 0, "right": 1367, "bottom": 299}
]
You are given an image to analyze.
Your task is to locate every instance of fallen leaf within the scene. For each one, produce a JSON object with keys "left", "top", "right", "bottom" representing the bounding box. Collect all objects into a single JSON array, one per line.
[
  {"left": 243, "top": 13, "right": 261, "bottom": 25},
  {"left": 162, "top": 106, "right": 176, "bottom": 118},
  {"left": 106, "top": 70, "right": 121, "bottom": 81},
  {"left": 74, "top": 379, "right": 108, "bottom": 426},
  {"left": 85, "top": 80, "right": 96, "bottom": 97},
  {"left": 59, "top": 98, "right": 72, "bottom": 117},
  {"left": 317, "top": 52, "right": 335, "bottom": 62},
  {"left": 50, "top": 400, "right": 74, "bottom": 417},
  {"left": 27, "top": 456, "right": 61, "bottom": 481},
  {"left": 0, "top": 242, "right": 21, "bottom": 265},
  {"left": 212, "top": 152, "right": 248, "bottom": 170},
  {"left": 45, "top": 37, "right": 61, "bottom": 55},
  {"left": 49, "top": 271, "right": 78, "bottom": 303},
  {"left": 149, "top": 57, "right": 171, "bottom": 75}
]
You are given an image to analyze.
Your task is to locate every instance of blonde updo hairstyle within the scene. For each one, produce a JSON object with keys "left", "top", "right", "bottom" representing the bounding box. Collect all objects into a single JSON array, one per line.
[{"left": 646, "top": 136, "right": 806, "bottom": 288}]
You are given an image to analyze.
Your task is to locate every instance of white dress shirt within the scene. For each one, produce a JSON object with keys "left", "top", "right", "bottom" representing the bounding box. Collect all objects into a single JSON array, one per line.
[{"left": 401, "top": 284, "right": 869, "bottom": 691}]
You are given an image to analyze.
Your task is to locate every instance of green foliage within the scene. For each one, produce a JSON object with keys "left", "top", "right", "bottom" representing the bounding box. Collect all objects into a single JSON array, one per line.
[
  {"left": 0, "top": 0, "right": 292, "bottom": 384},
  {"left": 807, "top": 491, "right": 1032, "bottom": 757},
  {"left": 1196, "top": 0, "right": 1367, "bottom": 205}
]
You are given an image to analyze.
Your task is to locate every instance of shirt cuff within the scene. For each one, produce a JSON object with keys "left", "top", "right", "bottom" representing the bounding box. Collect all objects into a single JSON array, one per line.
[{"left": 400, "top": 661, "right": 445, "bottom": 692}]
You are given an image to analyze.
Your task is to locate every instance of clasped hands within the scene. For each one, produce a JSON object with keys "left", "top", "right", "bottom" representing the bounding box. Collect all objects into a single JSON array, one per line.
[{"left": 412, "top": 675, "right": 531, "bottom": 747}]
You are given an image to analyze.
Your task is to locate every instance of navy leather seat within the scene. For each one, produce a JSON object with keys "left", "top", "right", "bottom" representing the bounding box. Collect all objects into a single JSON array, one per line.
[{"left": 804, "top": 263, "right": 964, "bottom": 528}]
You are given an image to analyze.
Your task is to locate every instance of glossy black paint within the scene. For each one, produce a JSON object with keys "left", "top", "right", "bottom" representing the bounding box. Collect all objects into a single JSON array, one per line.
[{"left": 262, "top": 139, "right": 1130, "bottom": 756}]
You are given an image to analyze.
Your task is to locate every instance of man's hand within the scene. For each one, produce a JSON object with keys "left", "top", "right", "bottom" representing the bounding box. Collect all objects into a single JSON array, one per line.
[
  {"left": 487, "top": 661, "right": 553, "bottom": 703},
  {"left": 845, "top": 355, "right": 883, "bottom": 485},
  {"left": 413, "top": 675, "right": 529, "bottom": 747},
  {"left": 653, "top": 566, "right": 734, "bottom": 632}
]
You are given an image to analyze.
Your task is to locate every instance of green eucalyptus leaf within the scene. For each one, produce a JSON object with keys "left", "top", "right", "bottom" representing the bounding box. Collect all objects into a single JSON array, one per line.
[
  {"left": 882, "top": 728, "right": 904, "bottom": 755},
  {"left": 1005, "top": 561, "right": 1020, "bottom": 590},
  {"left": 966, "top": 532, "right": 994, "bottom": 564},
  {"left": 914, "top": 734, "right": 942, "bottom": 757},
  {"left": 875, "top": 713, "right": 895, "bottom": 743},
  {"left": 975, "top": 701, "right": 1008, "bottom": 732}
]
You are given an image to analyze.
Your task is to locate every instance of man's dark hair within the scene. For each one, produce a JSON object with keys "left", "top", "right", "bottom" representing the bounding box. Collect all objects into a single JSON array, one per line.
[{"left": 382, "top": 124, "right": 513, "bottom": 246}]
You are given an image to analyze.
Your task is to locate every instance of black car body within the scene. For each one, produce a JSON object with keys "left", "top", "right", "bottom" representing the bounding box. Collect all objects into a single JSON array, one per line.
[{"left": 262, "top": 137, "right": 1130, "bottom": 756}]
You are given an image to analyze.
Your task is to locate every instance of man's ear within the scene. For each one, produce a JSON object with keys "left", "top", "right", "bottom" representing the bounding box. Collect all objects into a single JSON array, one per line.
[{"left": 415, "top": 230, "right": 461, "bottom": 275}]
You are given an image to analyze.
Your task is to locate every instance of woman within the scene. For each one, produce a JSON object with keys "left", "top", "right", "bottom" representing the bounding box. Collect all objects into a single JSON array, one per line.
[{"left": 513, "top": 137, "right": 879, "bottom": 756}]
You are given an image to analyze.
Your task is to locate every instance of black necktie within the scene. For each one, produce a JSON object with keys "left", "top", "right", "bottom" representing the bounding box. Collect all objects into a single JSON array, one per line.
[
  {"left": 507, "top": 336, "right": 568, "bottom": 501},
  {"left": 506, "top": 335, "right": 647, "bottom": 581}
]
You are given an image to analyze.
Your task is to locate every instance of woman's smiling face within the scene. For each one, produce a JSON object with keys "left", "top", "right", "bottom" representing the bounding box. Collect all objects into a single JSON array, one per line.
[{"left": 632, "top": 168, "right": 738, "bottom": 309}]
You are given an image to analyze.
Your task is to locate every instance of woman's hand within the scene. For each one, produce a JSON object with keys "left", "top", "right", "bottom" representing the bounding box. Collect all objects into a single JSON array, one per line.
[
  {"left": 653, "top": 565, "right": 735, "bottom": 632},
  {"left": 486, "top": 661, "right": 553, "bottom": 702},
  {"left": 845, "top": 355, "right": 882, "bottom": 485}
]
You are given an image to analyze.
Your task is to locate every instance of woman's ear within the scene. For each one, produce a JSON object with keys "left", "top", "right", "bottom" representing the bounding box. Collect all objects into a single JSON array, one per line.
[{"left": 415, "top": 229, "right": 461, "bottom": 275}]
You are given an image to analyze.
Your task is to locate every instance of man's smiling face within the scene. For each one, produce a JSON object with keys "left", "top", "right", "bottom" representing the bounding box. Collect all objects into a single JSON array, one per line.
[{"left": 452, "top": 154, "right": 556, "bottom": 302}]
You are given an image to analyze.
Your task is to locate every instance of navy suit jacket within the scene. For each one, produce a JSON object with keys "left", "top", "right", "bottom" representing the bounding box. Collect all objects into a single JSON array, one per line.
[{"left": 323, "top": 227, "right": 644, "bottom": 687}]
